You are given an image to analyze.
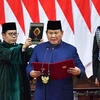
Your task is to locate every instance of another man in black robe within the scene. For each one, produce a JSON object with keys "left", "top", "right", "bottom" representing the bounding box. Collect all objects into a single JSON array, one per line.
[
  {"left": 93, "top": 26, "right": 100, "bottom": 86},
  {"left": 0, "top": 22, "right": 33, "bottom": 100}
]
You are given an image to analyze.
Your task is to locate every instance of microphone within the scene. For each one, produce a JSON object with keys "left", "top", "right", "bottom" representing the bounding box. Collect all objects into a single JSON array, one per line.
[
  {"left": 47, "top": 45, "right": 55, "bottom": 76},
  {"left": 41, "top": 44, "right": 55, "bottom": 84},
  {"left": 41, "top": 45, "right": 50, "bottom": 76},
  {"left": 41, "top": 44, "right": 55, "bottom": 100}
]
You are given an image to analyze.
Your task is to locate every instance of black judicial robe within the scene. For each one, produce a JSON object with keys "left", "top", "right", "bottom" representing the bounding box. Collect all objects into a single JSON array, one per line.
[
  {"left": 0, "top": 41, "right": 33, "bottom": 100},
  {"left": 93, "top": 35, "right": 100, "bottom": 82}
]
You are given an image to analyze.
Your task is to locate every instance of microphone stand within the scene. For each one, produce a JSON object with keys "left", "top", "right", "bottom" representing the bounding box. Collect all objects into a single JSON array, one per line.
[
  {"left": 41, "top": 46, "right": 54, "bottom": 100},
  {"left": 44, "top": 84, "right": 46, "bottom": 100},
  {"left": 41, "top": 47, "right": 49, "bottom": 100},
  {"left": 45, "top": 47, "right": 54, "bottom": 100}
]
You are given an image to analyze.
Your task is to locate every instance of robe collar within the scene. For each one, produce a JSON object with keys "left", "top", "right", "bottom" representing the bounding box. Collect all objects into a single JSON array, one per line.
[
  {"left": 1, "top": 41, "right": 17, "bottom": 48},
  {"left": 48, "top": 40, "right": 62, "bottom": 49}
]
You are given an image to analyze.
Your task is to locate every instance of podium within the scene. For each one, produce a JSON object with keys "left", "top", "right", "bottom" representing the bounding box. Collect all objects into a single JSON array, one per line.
[
  {"left": 73, "top": 75, "right": 100, "bottom": 100},
  {"left": 30, "top": 74, "right": 100, "bottom": 100}
]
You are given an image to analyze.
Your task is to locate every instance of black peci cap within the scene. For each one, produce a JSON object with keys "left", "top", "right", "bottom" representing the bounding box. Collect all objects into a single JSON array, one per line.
[
  {"left": 97, "top": 26, "right": 100, "bottom": 30},
  {"left": 2, "top": 22, "right": 16, "bottom": 33},
  {"left": 47, "top": 20, "right": 62, "bottom": 30}
]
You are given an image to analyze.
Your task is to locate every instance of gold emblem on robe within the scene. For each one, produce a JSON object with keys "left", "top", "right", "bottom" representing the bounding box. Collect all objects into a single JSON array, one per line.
[{"left": 41, "top": 76, "right": 49, "bottom": 84}]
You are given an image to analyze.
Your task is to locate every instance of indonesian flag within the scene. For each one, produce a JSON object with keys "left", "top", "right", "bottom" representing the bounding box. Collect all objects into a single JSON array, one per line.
[
  {"left": 1, "top": 0, "right": 100, "bottom": 78},
  {"left": 0, "top": 0, "right": 5, "bottom": 25},
  {"left": 0, "top": 0, "right": 5, "bottom": 39}
]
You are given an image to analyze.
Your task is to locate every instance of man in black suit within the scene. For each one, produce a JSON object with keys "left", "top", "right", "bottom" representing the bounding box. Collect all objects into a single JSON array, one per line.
[{"left": 93, "top": 26, "right": 100, "bottom": 86}]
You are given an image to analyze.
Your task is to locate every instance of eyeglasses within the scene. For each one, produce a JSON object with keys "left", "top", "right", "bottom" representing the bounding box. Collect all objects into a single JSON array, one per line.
[{"left": 7, "top": 32, "right": 19, "bottom": 37}]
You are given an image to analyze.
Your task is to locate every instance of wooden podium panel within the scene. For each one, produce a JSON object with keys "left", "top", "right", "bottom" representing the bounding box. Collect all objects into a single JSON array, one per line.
[
  {"left": 30, "top": 74, "right": 100, "bottom": 100},
  {"left": 73, "top": 74, "right": 100, "bottom": 100}
]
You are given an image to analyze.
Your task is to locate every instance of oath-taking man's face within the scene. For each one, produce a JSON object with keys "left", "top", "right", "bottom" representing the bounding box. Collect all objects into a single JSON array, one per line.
[{"left": 46, "top": 29, "right": 63, "bottom": 45}]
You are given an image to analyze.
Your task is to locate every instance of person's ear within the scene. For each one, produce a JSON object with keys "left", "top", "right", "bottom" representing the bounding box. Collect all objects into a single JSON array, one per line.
[
  {"left": 61, "top": 30, "right": 64, "bottom": 35},
  {"left": 2, "top": 33, "right": 5, "bottom": 39},
  {"left": 46, "top": 30, "right": 48, "bottom": 34}
]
